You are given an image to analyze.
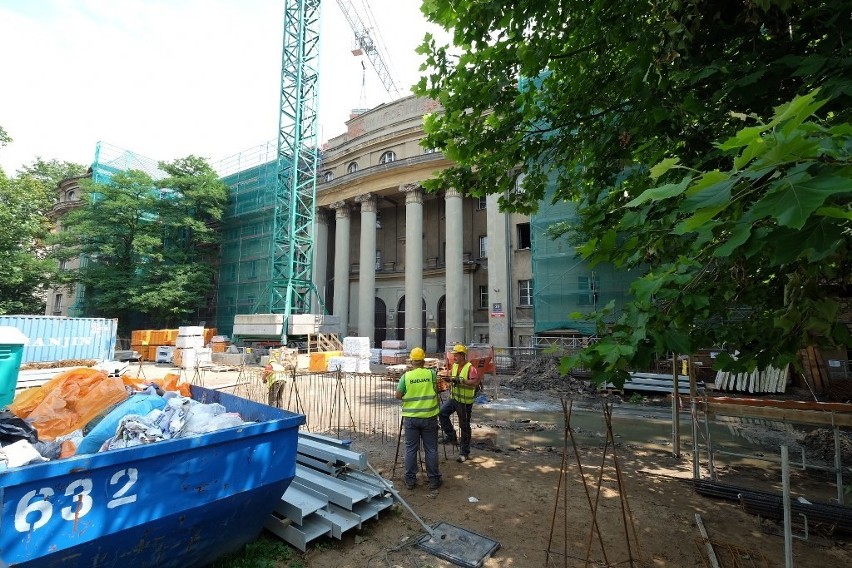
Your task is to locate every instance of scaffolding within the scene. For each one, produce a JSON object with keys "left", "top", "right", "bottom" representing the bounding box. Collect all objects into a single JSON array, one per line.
[
  {"left": 214, "top": 143, "right": 280, "bottom": 337},
  {"left": 530, "top": 195, "right": 637, "bottom": 335}
]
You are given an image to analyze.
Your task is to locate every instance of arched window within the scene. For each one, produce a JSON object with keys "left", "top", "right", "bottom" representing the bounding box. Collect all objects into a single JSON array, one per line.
[
  {"left": 347, "top": 161, "right": 358, "bottom": 174},
  {"left": 323, "top": 171, "right": 333, "bottom": 182},
  {"left": 379, "top": 151, "right": 396, "bottom": 165}
]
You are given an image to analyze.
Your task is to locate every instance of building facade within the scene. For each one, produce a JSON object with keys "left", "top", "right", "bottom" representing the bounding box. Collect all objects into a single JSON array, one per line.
[{"left": 314, "top": 96, "right": 534, "bottom": 351}]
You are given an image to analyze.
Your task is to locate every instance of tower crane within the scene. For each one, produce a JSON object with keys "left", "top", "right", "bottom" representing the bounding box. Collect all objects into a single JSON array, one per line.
[
  {"left": 336, "top": 0, "right": 402, "bottom": 99},
  {"left": 271, "top": 0, "right": 322, "bottom": 344},
  {"left": 269, "top": 0, "right": 400, "bottom": 344}
]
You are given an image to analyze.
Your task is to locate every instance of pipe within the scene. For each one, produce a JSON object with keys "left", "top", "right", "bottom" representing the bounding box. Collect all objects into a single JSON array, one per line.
[
  {"left": 835, "top": 425, "right": 845, "bottom": 505},
  {"left": 366, "top": 461, "right": 436, "bottom": 539},
  {"left": 672, "top": 353, "right": 680, "bottom": 458},
  {"left": 782, "top": 445, "right": 794, "bottom": 568},
  {"left": 690, "top": 355, "right": 699, "bottom": 479}
]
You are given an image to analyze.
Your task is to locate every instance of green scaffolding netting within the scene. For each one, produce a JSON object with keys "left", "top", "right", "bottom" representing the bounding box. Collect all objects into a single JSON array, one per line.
[{"left": 531, "top": 198, "right": 637, "bottom": 336}]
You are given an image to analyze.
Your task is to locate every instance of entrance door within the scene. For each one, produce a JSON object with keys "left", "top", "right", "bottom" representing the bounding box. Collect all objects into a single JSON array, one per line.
[
  {"left": 374, "top": 297, "right": 387, "bottom": 347},
  {"left": 437, "top": 295, "right": 446, "bottom": 352}
]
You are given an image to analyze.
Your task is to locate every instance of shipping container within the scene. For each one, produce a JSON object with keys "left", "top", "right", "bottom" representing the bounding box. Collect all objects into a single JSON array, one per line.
[
  {"left": 0, "top": 386, "right": 305, "bottom": 567},
  {"left": 0, "top": 316, "right": 117, "bottom": 364}
]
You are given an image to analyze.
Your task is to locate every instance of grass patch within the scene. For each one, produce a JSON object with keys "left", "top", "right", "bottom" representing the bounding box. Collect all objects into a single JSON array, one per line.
[{"left": 213, "top": 533, "right": 303, "bottom": 568}]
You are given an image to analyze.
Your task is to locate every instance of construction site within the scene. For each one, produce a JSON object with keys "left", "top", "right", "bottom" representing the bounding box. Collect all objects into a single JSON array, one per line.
[{"left": 4, "top": 1, "right": 849, "bottom": 568}]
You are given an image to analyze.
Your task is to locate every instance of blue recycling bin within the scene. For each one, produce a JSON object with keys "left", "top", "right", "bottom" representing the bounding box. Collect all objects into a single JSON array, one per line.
[{"left": 0, "top": 326, "right": 28, "bottom": 407}]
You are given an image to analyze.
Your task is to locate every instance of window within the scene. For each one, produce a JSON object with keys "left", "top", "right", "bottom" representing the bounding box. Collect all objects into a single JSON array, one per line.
[
  {"left": 479, "top": 235, "right": 488, "bottom": 259},
  {"left": 479, "top": 286, "right": 489, "bottom": 309},
  {"left": 67, "top": 190, "right": 75, "bottom": 201},
  {"left": 423, "top": 146, "right": 438, "bottom": 154},
  {"left": 229, "top": 264, "right": 237, "bottom": 281},
  {"left": 53, "top": 294, "right": 63, "bottom": 314},
  {"left": 59, "top": 259, "right": 69, "bottom": 270},
  {"left": 517, "top": 223, "right": 531, "bottom": 249},
  {"left": 477, "top": 196, "right": 487, "bottom": 210},
  {"left": 379, "top": 150, "right": 396, "bottom": 164},
  {"left": 519, "top": 335, "right": 532, "bottom": 347},
  {"left": 376, "top": 210, "right": 382, "bottom": 229},
  {"left": 375, "top": 250, "right": 382, "bottom": 271},
  {"left": 347, "top": 161, "right": 358, "bottom": 174},
  {"left": 323, "top": 171, "right": 333, "bottom": 182},
  {"left": 515, "top": 172, "right": 527, "bottom": 195},
  {"left": 577, "top": 274, "right": 599, "bottom": 307},
  {"left": 518, "top": 279, "right": 533, "bottom": 306},
  {"left": 248, "top": 260, "right": 258, "bottom": 279}
]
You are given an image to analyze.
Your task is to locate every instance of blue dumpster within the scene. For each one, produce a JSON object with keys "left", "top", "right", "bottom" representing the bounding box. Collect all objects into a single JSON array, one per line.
[
  {"left": 0, "top": 386, "right": 305, "bottom": 567},
  {"left": 0, "top": 326, "right": 28, "bottom": 407}
]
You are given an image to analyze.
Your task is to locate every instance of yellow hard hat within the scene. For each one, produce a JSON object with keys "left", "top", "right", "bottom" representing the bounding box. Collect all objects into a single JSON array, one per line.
[
  {"left": 410, "top": 347, "right": 426, "bottom": 361},
  {"left": 452, "top": 344, "right": 467, "bottom": 355}
]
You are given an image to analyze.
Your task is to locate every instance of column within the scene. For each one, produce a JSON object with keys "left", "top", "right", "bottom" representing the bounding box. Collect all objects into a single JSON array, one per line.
[
  {"left": 311, "top": 208, "right": 329, "bottom": 314},
  {"left": 486, "top": 193, "right": 510, "bottom": 346},
  {"left": 444, "top": 188, "right": 464, "bottom": 345},
  {"left": 330, "top": 201, "right": 350, "bottom": 337},
  {"left": 355, "top": 193, "right": 377, "bottom": 344},
  {"left": 400, "top": 183, "right": 424, "bottom": 349}
]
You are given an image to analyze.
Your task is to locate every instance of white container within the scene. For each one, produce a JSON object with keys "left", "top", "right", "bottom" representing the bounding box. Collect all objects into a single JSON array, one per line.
[
  {"left": 155, "top": 346, "right": 175, "bottom": 364},
  {"left": 178, "top": 326, "right": 204, "bottom": 337},
  {"left": 176, "top": 335, "right": 205, "bottom": 349}
]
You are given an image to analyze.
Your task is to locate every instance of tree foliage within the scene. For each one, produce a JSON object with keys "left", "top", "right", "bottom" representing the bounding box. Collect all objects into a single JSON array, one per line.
[
  {"left": 50, "top": 156, "right": 228, "bottom": 327},
  {"left": 415, "top": 0, "right": 852, "bottom": 383}
]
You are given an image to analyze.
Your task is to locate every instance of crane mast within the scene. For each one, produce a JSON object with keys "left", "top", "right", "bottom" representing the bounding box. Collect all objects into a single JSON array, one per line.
[
  {"left": 336, "top": 0, "right": 401, "bottom": 98},
  {"left": 273, "top": 0, "right": 322, "bottom": 342}
]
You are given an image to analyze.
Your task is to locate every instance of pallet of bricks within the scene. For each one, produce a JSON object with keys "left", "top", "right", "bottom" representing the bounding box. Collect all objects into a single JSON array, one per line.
[
  {"left": 326, "top": 337, "right": 372, "bottom": 373},
  {"left": 380, "top": 340, "right": 407, "bottom": 365}
]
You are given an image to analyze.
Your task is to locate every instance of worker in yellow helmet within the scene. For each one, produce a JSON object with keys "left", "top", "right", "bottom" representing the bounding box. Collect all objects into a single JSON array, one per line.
[
  {"left": 395, "top": 347, "right": 442, "bottom": 490},
  {"left": 439, "top": 343, "right": 481, "bottom": 463}
]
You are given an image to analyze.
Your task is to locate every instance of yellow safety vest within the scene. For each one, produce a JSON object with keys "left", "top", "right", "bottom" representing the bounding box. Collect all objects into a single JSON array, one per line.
[
  {"left": 451, "top": 362, "right": 476, "bottom": 404},
  {"left": 401, "top": 367, "right": 439, "bottom": 418}
]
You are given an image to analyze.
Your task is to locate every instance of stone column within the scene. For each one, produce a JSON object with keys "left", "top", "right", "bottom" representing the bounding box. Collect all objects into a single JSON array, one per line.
[
  {"left": 355, "top": 193, "right": 377, "bottom": 344},
  {"left": 486, "top": 193, "right": 510, "bottom": 346},
  {"left": 400, "top": 183, "right": 424, "bottom": 349},
  {"left": 312, "top": 208, "right": 329, "bottom": 314},
  {"left": 330, "top": 201, "right": 351, "bottom": 337},
  {"left": 444, "top": 188, "right": 464, "bottom": 346}
]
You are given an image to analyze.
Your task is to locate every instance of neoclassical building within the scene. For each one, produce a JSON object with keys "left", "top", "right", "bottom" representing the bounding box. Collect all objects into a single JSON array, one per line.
[{"left": 314, "top": 96, "right": 534, "bottom": 352}]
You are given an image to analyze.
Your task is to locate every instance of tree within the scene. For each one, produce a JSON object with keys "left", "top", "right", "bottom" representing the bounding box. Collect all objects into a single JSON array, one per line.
[
  {"left": 415, "top": 0, "right": 852, "bottom": 384},
  {"left": 0, "top": 172, "right": 54, "bottom": 314},
  {"left": 50, "top": 157, "right": 228, "bottom": 328}
]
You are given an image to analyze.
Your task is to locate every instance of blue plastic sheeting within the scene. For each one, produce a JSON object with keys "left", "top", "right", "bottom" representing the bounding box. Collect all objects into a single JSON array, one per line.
[{"left": 0, "top": 387, "right": 305, "bottom": 568}]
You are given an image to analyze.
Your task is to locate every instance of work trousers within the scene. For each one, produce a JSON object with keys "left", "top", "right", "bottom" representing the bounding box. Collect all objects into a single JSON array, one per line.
[
  {"left": 439, "top": 398, "right": 473, "bottom": 457},
  {"left": 404, "top": 415, "right": 441, "bottom": 485}
]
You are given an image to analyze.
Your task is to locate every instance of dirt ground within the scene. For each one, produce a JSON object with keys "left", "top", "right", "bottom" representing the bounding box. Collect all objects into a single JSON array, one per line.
[
  {"left": 290, "top": 417, "right": 850, "bottom": 568},
  {"left": 126, "top": 361, "right": 852, "bottom": 567}
]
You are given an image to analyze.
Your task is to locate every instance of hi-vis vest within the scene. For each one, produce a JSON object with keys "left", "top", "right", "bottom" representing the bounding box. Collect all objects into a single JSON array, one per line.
[
  {"left": 451, "top": 362, "right": 476, "bottom": 404},
  {"left": 401, "top": 367, "right": 439, "bottom": 418}
]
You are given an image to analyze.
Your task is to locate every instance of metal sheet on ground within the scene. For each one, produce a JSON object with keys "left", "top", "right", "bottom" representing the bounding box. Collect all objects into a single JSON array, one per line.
[{"left": 416, "top": 522, "right": 500, "bottom": 568}]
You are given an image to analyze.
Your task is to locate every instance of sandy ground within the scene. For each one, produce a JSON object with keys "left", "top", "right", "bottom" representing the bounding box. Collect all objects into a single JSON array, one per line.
[{"left": 129, "top": 363, "right": 852, "bottom": 567}]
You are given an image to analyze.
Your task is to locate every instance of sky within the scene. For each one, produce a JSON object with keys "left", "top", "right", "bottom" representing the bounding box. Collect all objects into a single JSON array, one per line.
[{"left": 0, "top": 0, "right": 447, "bottom": 175}]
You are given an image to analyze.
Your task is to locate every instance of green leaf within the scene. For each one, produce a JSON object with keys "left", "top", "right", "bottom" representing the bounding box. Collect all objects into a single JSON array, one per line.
[
  {"left": 649, "top": 157, "right": 680, "bottom": 180},
  {"left": 713, "top": 223, "right": 752, "bottom": 257},
  {"left": 673, "top": 205, "right": 725, "bottom": 234},
  {"left": 750, "top": 167, "right": 852, "bottom": 229},
  {"left": 626, "top": 176, "right": 692, "bottom": 208}
]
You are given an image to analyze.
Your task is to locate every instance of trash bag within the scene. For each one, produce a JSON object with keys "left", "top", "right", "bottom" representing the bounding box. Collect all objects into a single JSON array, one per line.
[{"left": 0, "top": 410, "right": 38, "bottom": 444}]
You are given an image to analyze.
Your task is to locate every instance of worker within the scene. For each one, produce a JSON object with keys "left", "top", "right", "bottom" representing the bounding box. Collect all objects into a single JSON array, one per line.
[
  {"left": 439, "top": 343, "right": 481, "bottom": 463},
  {"left": 395, "top": 347, "right": 442, "bottom": 490}
]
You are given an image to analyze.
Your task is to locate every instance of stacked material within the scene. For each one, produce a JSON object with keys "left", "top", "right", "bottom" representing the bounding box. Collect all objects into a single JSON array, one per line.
[
  {"left": 715, "top": 366, "right": 789, "bottom": 394},
  {"left": 381, "top": 350, "right": 408, "bottom": 365},
  {"left": 381, "top": 340, "right": 406, "bottom": 350},
  {"left": 369, "top": 348, "right": 381, "bottom": 364},
  {"left": 174, "top": 347, "right": 212, "bottom": 369},
  {"left": 308, "top": 351, "right": 342, "bottom": 372},
  {"left": 265, "top": 432, "right": 395, "bottom": 551},
  {"left": 327, "top": 356, "right": 371, "bottom": 373},
  {"left": 342, "top": 337, "right": 372, "bottom": 373}
]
